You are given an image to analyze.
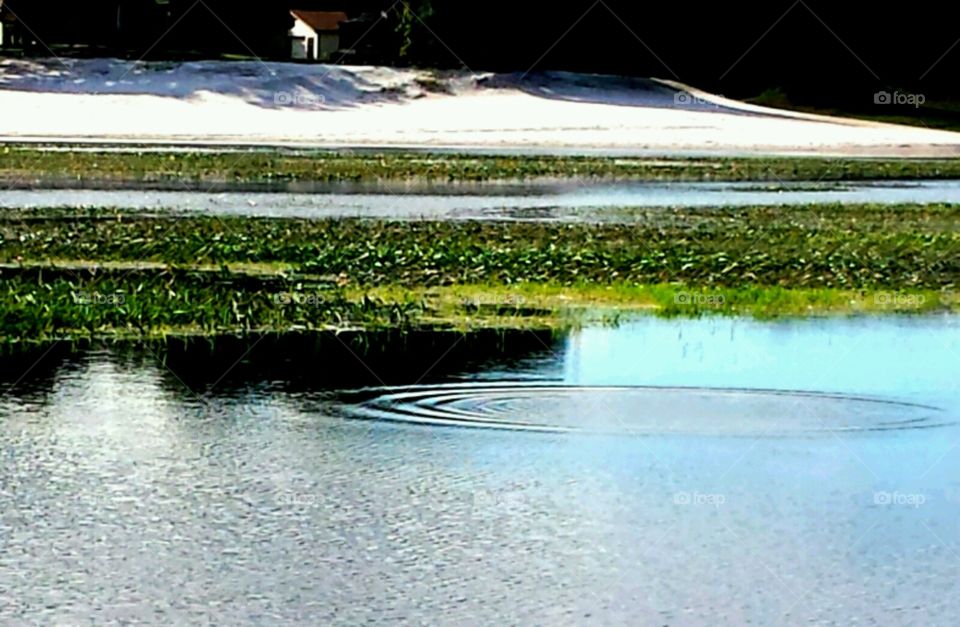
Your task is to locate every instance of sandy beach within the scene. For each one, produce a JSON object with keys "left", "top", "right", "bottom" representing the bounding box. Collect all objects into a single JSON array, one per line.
[{"left": 2, "top": 58, "right": 959, "bottom": 156}]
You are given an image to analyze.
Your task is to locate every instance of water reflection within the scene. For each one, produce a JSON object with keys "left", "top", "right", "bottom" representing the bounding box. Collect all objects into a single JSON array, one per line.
[
  {"left": 4, "top": 179, "right": 960, "bottom": 222},
  {"left": 1, "top": 317, "right": 959, "bottom": 624}
]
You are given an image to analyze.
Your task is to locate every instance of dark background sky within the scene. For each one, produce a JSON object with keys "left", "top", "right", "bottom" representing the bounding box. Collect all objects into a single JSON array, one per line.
[{"left": 3, "top": 1, "right": 957, "bottom": 101}]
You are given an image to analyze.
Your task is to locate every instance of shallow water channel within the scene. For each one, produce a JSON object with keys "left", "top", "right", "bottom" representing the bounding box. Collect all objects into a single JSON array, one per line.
[
  {"left": 3, "top": 179, "right": 960, "bottom": 222},
  {"left": 1, "top": 314, "right": 958, "bottom": 624}
]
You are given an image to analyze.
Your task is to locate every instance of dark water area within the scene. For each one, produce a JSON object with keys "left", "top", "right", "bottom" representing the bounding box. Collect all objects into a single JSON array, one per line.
[{"left": 2, "top": 315, "right": 959, "bottom": 624}]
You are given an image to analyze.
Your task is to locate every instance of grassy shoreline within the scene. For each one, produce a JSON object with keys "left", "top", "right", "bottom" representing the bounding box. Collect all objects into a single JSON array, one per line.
[
  {"left": 0, "top": 205, "right": 956, "bottom": 343},
  {"left": 4, "top": 147, "right": 960, "bottom": 184},
  {"left": 0, "top": 265, "right": 954, "bottom": 344}
]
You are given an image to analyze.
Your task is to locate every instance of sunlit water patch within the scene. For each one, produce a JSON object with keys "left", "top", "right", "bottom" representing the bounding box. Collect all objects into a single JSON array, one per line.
[{"left": 3, "top": 179, "right": 959, "bottom": 222}]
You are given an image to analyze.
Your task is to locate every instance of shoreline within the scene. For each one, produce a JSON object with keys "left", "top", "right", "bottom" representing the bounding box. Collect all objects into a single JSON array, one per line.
[
  {"left": 0, "top": 276, "right": 955, "bottom": 347},
  {"left": 5, "top": 137, "right": 960, "bottom": 160}
]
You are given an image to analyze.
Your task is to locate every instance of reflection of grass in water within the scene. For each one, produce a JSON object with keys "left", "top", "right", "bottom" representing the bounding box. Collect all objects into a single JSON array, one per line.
[
  {"left": 0, "top": 328, "right": 564, "bottom": 391},
  {"left": 0, "top": 204, "right": 956, "bottom": 342},
  {"left": 732, "top": 182, "right": 854, "bottom": 192},
  {"left": 3, "top": 147, "right": 960, "bottom": 184}
]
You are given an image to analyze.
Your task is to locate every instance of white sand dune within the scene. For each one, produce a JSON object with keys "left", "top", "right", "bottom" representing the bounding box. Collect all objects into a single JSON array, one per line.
[{"left": 1, "top": 58, "right": 959, "bottom": 156}]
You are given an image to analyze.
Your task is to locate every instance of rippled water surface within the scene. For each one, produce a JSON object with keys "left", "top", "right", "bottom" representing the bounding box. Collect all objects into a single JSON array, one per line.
[
  {"left": 2, "top": 316, "right": 959, "bottom": 625},
  {"left": 3, "top": 179, "right": 959, "bottom": 222}
]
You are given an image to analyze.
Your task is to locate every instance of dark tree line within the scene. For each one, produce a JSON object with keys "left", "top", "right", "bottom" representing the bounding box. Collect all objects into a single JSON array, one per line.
[
  {"left": 1, "top": 0, "right": 293, "bottom": 54},
  {"left": 3, "top": 0, "right": 957, "bottom": 101},
  {"left": 400, "top": 1, "right": 959, "bottom": 101}
]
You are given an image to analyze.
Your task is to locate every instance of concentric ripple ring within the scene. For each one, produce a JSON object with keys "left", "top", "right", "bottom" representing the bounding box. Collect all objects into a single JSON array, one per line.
[{"left": 337, "top": 383, "right": 949, "bottom": 436}]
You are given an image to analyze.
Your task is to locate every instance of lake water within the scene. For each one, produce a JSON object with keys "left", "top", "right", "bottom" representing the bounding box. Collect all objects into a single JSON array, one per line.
[
  {"left": 1, "top": 315, "right": 959, "bottom": 624},
  {"left": 3, "top": 180, "right": 959, "bottom": 222}
]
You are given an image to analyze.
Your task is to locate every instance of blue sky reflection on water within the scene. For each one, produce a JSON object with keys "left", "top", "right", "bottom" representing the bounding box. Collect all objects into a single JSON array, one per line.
[{"left": 562, "top": 315, "right": 960, "bottom": 406}]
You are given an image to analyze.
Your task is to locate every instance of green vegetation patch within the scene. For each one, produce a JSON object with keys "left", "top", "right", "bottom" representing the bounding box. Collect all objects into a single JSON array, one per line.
[
  {"left": 0, "top": 203, "right": 956, "bottom": 343},
  {"left": 3, "top": 204, "right": 957, "bottom": 289},
  {"left": 0, "top": 267, "right": 423, "bottom": 344},
  {"left": 3, "top": 147, "right": 960, "bottom": 184}
]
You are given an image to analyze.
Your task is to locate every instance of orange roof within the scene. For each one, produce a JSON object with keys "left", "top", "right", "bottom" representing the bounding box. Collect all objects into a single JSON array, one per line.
[{"left": 291, "top": 10, "right": 348, "bottom": 32}]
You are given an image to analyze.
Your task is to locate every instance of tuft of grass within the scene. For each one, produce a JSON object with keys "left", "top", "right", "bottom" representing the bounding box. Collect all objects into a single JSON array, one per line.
[{"left": 0, "top": 268, "right": 426, "bottom": 344}]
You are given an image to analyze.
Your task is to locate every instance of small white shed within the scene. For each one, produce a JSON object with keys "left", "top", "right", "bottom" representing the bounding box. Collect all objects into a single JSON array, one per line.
[{"left": 290, "top": 10, "right": 347, "bottom": 61}]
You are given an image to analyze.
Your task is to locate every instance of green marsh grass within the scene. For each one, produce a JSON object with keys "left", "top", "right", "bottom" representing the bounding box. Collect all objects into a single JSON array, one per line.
[
  {"left": 0, "top": 203, "right": 956, "bottom": 342},
  {"left": 3, "top": 147, "right": 960, "bottom": 184}
]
